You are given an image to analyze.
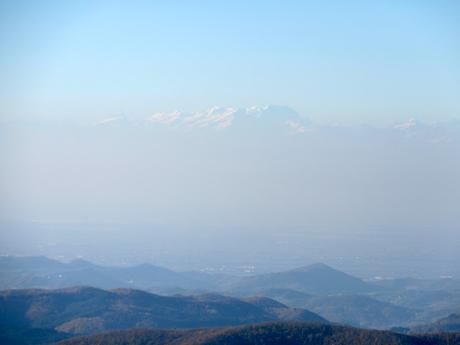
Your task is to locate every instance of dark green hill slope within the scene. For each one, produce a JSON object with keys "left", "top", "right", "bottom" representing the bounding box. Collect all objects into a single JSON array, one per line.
[{"left": 55, "top": 322, "right": 460, "bottom": 345}]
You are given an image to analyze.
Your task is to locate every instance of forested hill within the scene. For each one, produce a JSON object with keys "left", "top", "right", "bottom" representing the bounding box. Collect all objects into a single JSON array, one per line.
[
  {"left": 0, "top": 287, "right": 325, "bottom": 335},
  {"left": 56, "top": 322, "right": 460, "bottom": 345}
]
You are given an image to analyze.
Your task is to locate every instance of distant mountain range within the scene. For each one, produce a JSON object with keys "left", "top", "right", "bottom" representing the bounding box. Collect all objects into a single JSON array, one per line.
[
  {"left": 0, "top": 256, "right": 219, "bottom": 291},
  {"left": 0, "top": 256, "right": 379, "bottom": 295},
  {"left": 54, "top": 322, "right": 460, "bottom": 345}
]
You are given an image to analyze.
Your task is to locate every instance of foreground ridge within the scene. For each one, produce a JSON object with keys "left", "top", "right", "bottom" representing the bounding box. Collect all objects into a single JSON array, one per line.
[{"left": 54, "top": 322, "right": 460, "bottom": 345}]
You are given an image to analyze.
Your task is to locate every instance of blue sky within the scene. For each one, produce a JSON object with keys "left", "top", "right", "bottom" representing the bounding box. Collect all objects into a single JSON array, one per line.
[{"left": 1, "top": 0, "right": 459, "bottom": 124}]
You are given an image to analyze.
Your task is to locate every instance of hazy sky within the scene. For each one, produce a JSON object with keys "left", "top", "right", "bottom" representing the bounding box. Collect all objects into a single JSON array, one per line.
[
  {"left": 1, "top": 1, "right": 459, "bottom": 274},
  {"left": 1, "top": 0, "right": 459, "bottom": 125}
]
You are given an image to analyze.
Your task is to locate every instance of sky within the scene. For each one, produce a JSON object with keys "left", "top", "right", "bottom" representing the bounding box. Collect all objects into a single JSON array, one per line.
[
  {"left": 0, "top": 1, "right": 459, "bottom": 276},
  {"left": 0, "top": 0, "right": 459, "bottom": 125}
]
